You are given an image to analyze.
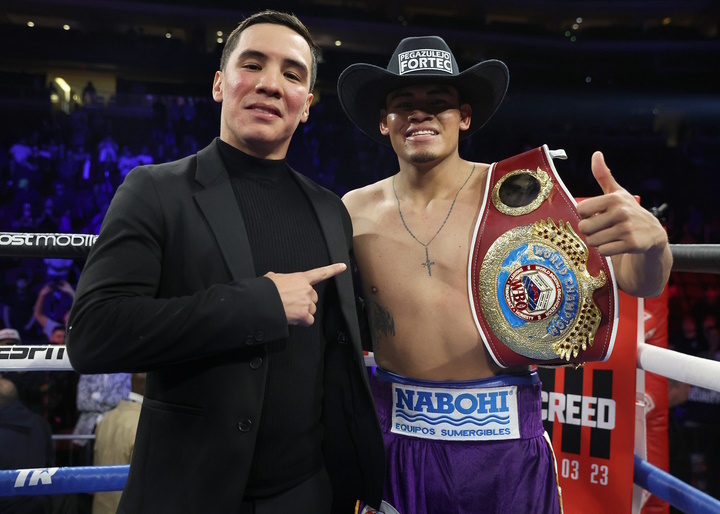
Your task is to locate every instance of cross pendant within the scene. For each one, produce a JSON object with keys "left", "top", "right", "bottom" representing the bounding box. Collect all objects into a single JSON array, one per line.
[{"left": 421, "top": 247, "right": 435, "bottom": 276}]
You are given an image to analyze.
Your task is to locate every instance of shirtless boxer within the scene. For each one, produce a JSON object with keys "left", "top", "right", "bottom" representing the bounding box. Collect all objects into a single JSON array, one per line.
[{"left": 338, "top": 35, "right": 672, "bottom": 513}]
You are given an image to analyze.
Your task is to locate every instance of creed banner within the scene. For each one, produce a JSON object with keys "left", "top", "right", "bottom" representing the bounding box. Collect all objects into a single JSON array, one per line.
[{"left": 539, "top": 290, "right": 640, "bottom": 513}]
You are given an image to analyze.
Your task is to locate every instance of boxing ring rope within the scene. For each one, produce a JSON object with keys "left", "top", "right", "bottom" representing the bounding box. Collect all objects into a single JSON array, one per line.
[
  {"left": 634, "top": 457, "right": 720, "bottom": 514},
  {"left": 2, "top": 232, "right": 720, "bottom": 511},
  {"left": 52, "top": 434, "right": 95, "bottom": 441},
  {"left": 5, "top": 343, "right": 720, "bottom": 392},
  {"left": 0, "top": 345, "right": 69, "bottom": 370},
  {"left": 0, "top": 466, "right": 128, "bottom": 496},
  {"left": 0, "top": 458, "right": 709, "bottom": 512},
  {"left": 0, "top": 233, "right": 717, "bottom": 272},
  {"left": 0, "top": 232, "right": 97, "bottom": 259},
  {"left": 669, "top": 244, "right": 720, "bottom": 274},
  {"left": 638, "top": 343, "right": 720, "bottom": 393}
]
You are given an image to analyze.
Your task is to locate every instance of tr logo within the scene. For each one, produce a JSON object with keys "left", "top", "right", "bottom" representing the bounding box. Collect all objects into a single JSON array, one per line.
[{"left": 14, "top": 468, "right": 59, "bottom": 488}]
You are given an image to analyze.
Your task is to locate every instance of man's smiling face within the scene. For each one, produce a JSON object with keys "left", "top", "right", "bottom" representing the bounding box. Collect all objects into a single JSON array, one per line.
[
  {"left": 380, "top": 84, "right": 471, "bottom": 165},
  {"left": 212, "top": 23, "right": 314, "bottom": 159}
]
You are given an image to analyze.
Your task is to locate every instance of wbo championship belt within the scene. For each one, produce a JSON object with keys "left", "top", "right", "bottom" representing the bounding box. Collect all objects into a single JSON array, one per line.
[{"left": 468, "top": 145, "right": 618, "bottom": 368}]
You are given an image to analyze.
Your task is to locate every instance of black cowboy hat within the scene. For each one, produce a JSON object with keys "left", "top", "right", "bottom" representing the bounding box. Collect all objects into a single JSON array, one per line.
[{"left": 337, "top": 35, "right": 509, "bottom": 146}]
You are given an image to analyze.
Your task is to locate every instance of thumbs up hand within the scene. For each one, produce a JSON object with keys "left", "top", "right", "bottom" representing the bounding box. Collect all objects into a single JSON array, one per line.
[
  {"left": 576, "top": 151, "right": 666, "bottom": 256},
  {"left": 588, "top": 150, "right": 623, "bottom": 196},
  {"left": 576, "top": 151, "right": 671, "bottom": 297}
]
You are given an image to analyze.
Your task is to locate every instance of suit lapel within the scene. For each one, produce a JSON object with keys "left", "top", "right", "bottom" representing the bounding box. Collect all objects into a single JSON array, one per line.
[
  {"left": 292, "top": 173, "right": 362, "bottom": 345},
  {"left": 193, "top": 141, "right": 256, "bottom": 281},
  {"left": 191, "top": 144, "right": 361, "bottom": 347}
]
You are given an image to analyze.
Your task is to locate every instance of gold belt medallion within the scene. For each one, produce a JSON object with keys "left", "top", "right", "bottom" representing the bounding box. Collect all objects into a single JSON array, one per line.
[{"left": 477, "top": 218, "right": 607, "bottom": 361}]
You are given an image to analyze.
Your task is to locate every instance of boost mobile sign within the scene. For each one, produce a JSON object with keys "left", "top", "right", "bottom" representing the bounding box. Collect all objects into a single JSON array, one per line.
[
  {"left": 0, "top": 232, "right": 96, "bottom": 258},
  {"left": 0, "top": 233, "right": 97, "bottom": 247}
]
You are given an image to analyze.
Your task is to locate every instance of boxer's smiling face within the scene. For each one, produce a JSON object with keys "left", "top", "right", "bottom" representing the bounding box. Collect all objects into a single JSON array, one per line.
[{"left": 379, "top": 84, "right": 471, "bottom": 166}]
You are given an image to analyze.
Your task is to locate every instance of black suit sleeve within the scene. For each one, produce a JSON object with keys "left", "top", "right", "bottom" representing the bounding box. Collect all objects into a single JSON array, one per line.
[{"left": 67, "top": 166, "right": 289, "bottom": 374}]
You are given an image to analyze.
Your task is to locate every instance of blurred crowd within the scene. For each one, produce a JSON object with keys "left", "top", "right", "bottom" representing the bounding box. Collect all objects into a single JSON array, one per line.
[{"left": 0, "top": 86, "right": 719, "bottom": 509}]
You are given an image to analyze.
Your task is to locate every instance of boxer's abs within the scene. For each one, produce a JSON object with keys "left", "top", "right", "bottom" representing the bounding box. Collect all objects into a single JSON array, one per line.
[{"left": 362, "top": 265, "right": 513, "bottom": 381}]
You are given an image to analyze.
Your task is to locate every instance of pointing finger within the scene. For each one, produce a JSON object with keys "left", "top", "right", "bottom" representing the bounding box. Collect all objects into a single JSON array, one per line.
[{"left": 306, "top": 263, "right": 347, "bottom": 285}]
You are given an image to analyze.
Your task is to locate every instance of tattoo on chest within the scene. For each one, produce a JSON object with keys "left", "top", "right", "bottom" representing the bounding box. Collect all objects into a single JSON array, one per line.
[{"left": 372, "top": 301, "right": 395, "bottom": 340}]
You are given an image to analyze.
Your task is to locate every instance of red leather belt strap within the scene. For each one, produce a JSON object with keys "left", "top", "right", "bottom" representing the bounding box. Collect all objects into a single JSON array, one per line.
[{"left": 468, "top": 145, "right": 618, "bottom": 368}]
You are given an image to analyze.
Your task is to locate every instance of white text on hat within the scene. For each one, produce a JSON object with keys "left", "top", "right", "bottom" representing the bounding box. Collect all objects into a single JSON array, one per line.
[{"left": 398, "top": 49, "right": 453, "bottom": 75}]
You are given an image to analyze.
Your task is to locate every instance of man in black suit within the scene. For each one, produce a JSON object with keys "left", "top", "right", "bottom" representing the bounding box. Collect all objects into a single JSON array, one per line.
[{"left": 67, "top": 10, "right": 384, "bottom": 514}]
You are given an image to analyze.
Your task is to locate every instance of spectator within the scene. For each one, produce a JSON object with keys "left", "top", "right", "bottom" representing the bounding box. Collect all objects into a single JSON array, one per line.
[
  {"left": 134, "top": 146, "right": 153, "bottom": 166},
  {"left": 702, "top": 314, "right": 720, "bottom": 361},
  {"left": 668, "top": 378, "right": 693, "bottom": 492},
  {"left": 47, "top": 325, "right": 66, "bottom": 345},
  {"left": 0, "top": 327, "right": 21, "bottom": 345},
  {"left": 2, "top": 272, "right": 37, "bottom": 340},
  {"left": 97, "top": 135, "right": 118, "bottom": 166},
  {"left": 10, "top": 203, "right": 36, "bottom": 232},
  {"left": 51, "top": 182, "right": 76, "bottom": 220},
  {"left": 0, "top": 377, "right": 54, "bottom": 514},
  {"left": 75, "top": 146, "right": 93, "bottom": 183},
  {"left": 33, "top": 280, "right": 75, "bottom": 342},
  {"left": 671, "top": 313, "right": 708, "bottom": 356},
  {"left": 69, "top": 105, "right": 90, "bottom": 148},
  {"left": 696, "top": 287, "right": 720, "bottom": 327},
  {"left": 73, "top": 373, "right": 131, "bottom": 450},
  {"left": 56, "top": 148, "right": 81, "bottom": 186},
  {"left": 0, "top": 327, "right": 46, "bottom": 418},
  {"left": 8, "top": 137, "right": 38, "bottom": 176},
  {"left": 43, "top": 258, "right": 75, "bottom": 283},
  {"left": 44, "top": 325, "right": 79, "bottom": 436},
  {"left": 82, "top": 81, "right": 97, "bottom": 106},
  {"left": 92, "top": 373, "right": 146, "bottom": 514},
  {"left": 83, "top": 201, "right": 109, "bottom": 235},
  {"left": 34, "top": 198, "right": 59, "bottom": 233},
  {"left": 116, "top": 146, "right": 135, "bottom": 180}
]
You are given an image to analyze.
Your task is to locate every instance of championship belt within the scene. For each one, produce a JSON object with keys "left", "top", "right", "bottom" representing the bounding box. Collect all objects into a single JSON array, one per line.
[{"left": 468, "top": 145, "right": 618, "bottom": 368}]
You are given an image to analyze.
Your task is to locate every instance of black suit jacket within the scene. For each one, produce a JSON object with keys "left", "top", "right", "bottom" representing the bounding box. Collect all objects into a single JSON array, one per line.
[{"left": 67, "top": 140, "right": 385, "bottom": 513}]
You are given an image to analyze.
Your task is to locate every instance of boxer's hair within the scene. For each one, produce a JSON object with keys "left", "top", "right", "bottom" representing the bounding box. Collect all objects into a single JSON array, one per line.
[{"left": 220, "top": 10, "right": 319, "bottom": 91}]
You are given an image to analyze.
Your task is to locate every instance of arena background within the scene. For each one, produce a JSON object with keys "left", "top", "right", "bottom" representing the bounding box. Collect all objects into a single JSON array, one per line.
[{"left": 1, "top": 0, "right": 719, "bottom": 511}]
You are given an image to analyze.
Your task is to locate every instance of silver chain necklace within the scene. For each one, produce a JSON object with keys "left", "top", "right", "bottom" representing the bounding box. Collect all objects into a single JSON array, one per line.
[{"left": 392, "top": 163, "right": 476, "bottom": 276}]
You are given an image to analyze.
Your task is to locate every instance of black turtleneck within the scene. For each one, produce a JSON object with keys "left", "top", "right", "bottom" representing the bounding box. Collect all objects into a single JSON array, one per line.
[{"left": 217, "top": 139, "right": 330, "bottom": 496}]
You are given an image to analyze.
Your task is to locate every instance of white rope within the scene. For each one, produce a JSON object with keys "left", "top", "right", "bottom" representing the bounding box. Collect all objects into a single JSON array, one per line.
[
  {"left": 1, "top": 346, "right": 378, "bottom": 372},
  {"left": 5, "top": 344, "right": 718, "bottom": 395},
  {"left": 0, "top": 232, "right": 97, "bottom": 258},
  {"left": 637, "top": 342, "right": 720, "bottom": 393},
  {"left": 0, "top": 345, "right": 72, "bottom": 371}
]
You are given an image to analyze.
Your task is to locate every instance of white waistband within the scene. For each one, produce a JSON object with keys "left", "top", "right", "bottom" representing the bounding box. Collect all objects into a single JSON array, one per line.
[{"left": 390, "top": 381, "right": 521, "bottom": 442}]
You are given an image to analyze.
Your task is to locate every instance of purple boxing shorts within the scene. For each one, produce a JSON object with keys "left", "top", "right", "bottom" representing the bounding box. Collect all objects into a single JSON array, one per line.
[{"left": 361, "top": 368, "right": 562, "bottom": 514}]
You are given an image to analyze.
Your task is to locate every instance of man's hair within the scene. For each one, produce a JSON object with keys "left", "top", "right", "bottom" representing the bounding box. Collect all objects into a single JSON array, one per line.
[
  {"left": 0, "top": 378, "right": 18, "bottom": 408},
  {"left": 52, "top": 326, "right": 66, "bottom": 335},
  {"left": 220, "top": 10, "right": 319, "bottom": 91}
]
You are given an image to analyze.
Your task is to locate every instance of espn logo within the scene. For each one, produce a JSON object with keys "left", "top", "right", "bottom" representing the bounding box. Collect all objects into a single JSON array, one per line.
[{"left": 0, "top": 346, "right": 66, "bottom": 360}]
